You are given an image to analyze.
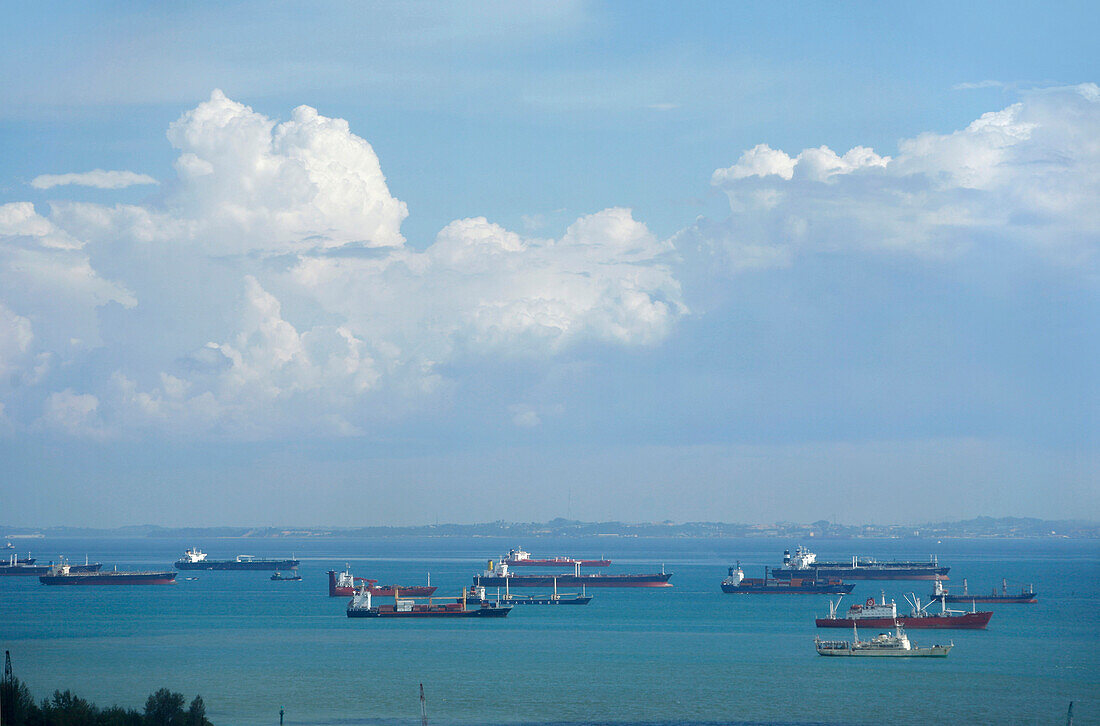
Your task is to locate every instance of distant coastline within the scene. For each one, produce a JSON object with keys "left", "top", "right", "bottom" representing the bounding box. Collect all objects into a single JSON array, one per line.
[{"left": 3, "top": 516, "right": 1097, "bottom": 540}]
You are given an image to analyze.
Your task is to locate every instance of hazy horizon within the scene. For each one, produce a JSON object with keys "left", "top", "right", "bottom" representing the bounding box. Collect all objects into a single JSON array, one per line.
[{"left": 1, "top": 4, "right": 1097, "bottom": 528}]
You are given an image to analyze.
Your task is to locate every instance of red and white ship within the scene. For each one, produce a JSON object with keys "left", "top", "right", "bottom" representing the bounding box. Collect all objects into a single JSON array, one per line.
[
  {"left": 816, "top": 592, "right": 992, "bottom": 629},
  {"left": 327, "top": 566, "right": 437, "bottom": 598},
  {"left": 502, "top": 548, "right": 611, "bottom": 568}
]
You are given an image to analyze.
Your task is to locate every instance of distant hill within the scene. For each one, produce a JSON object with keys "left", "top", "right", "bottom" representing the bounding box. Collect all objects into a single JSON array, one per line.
[{"left": 4, "top": 516, "right": 1097, "bottom": 539}]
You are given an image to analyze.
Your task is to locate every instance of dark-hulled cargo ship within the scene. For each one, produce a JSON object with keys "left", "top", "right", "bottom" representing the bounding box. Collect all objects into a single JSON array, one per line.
[
  {"left": 328, "top": 567, "right": 437, "bottom": 597},
  {"left": 930, "top": 578, "right": 1037, "bottom": 604},
  {"left": 0, "top": 554, "right": 49, "bottom": 575},
  {"left": 346, "top": 588, "right": 512, "bottom": 618},
  {"left": 39, "top": 563, "right": 176, "bottom": 585},
  {"left": 502, "top": 547, "right": 611, "bottom": 568},
  {"left": 770, "top": 546, "right": 949, "bottom": 581},
  {"left": 174, "top": 548, "right": 299, "bottom": 571},
  {"left": 473, "top": 560, "right": 672, "bottom": 588},
  {"left": 721, "top": 562, "right": 854, "bottom": 594}
]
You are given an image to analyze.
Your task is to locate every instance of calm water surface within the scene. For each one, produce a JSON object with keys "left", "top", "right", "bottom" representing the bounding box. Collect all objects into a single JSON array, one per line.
[{"left": 1, "top": 536, "right": 1097, "bottom": 725}]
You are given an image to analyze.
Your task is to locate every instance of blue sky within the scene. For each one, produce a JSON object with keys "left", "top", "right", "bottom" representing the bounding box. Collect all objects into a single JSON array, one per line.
[{"left": 0, "top": 2, "right": 1097, "bottom": 527}]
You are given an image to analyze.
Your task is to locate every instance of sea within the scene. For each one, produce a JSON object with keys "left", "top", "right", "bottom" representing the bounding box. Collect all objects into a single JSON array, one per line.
[{"left": 1, "top": 536, "right": 1097, "bottom": 725}]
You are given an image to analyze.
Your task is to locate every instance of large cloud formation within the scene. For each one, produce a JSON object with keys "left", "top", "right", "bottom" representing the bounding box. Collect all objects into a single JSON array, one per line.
[
  {"left": 699, "top": 83, "right": 1100, "bottom": 271},
  {"left": 1, "top": 91, "right": 684, "bottom": 437}
]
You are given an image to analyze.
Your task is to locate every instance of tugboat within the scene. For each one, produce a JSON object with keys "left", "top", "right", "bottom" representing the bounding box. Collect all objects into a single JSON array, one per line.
[
  {"left": 816, "top": 592, "right": 992, "bottom": 629},
  {"left": 346, "top": 586, "right": 513, "bottom": 618},
  {"left": 474, "top": 560, "right": 672, "bottom": 588},
  {"left": 502, "top": 547, "right": 611, "bottom": 568},
  {"left": 721, "top": 562, "right": 854, "bottom": 594},
  {"left": 174, "top": 548, "right": 299, "bottom": 571},
  {"left": 930, "top": 578, "right": 1037, "bottom": 604},
  {"left": 327, "top": 567, "right": 437, "bottom": 597},
  {"left": 772, "top": 545, "right": 949, "bottom": 581},
  {"left": 815, "top": 625, "right": 952, "bottom": 657}
]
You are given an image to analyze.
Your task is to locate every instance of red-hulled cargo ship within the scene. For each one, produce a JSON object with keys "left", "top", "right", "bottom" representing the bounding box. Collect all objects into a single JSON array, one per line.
[
  {"left": 502, "top": 547, "right": 611, "bottom": 568},
  {"left": 815, "top": 593, "right": 992, "bottom": 629},
  {"left": 474, "top": 560, "right": 672, "bottom": 588},
  {"left": 39, "top": 563, "right": 176, "bottom": 585},
  {"left": 346, "top": 588, "right": 512, "bottom": 618},
  {"left": 930, "top": 578, "right": 1037, "bottom": 604},
  {"left": 327, "top": 567, "right": 437, "bottom": 598}
]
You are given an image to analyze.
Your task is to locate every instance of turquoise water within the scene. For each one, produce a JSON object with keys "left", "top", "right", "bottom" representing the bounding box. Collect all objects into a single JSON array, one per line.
[{"left": 1, "top": 537, "right": 1097, "bottom": 725}]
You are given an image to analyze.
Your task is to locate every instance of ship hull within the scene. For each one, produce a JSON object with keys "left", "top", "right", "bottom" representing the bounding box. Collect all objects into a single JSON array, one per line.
[
  {"left": 0, "top": 565, "right": 50, "bottom": 576},
  {"left": 774, "top": 572, "right": 946, "bottom": 580},
  {"left": 935, "top": 594, "right": 1037, "bottom": 604},
  {"left": 175, "top": 559, "right": 299, "bottom": 571},
  {"left": 39, "top": 572, "right": 177, "bottom": 585},
  {"left": 330, "top": 585, "right": 438, "bottom": 597},
  {"left": 723, "top": 582, "right": 854, "bottom": 594},
  {"left": 474, "top": 573, "right": 671, "bottom": 588},
  {"left": 815, "top": 612, "right": 992, "bottom": 629},
  {"left": 347, "top": 605, "right": 512, "bottom": 618},
  {"left": 816, "top": 646, "right": 951, "bottom": 657},
  {"left": 504, "top": 559, "right": 611, "bottom": 567}
]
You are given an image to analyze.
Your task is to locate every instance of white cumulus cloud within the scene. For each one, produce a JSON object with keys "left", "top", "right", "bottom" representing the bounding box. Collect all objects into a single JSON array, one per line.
[
  {"left": 700, "top": 83, "right": 1100, "bottom": 269},
  {"left": 31, "top": 170, "right": 158, "bottom": 190}
]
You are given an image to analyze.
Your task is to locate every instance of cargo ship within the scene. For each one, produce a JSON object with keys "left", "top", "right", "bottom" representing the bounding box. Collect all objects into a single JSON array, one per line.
[
  {"left": 174, "top": 548, "right": 299, "bottom": 571},
  {"left": 271, "top": 571, "right": 302, "bottom": 581},
  {"left": 463, "top": 581, "right": 592, "bottom": 605},
  {"left": 0, "top": 554, "right": 49, "bottom": 576},
  {"left": 327, "top": 567, "right": 437, "bottom": 597},
  {"left": 816, "top": 593, "right": 992, "bottom": 629},
  {"left": 815, "top": 626, "right": 952, "bottom": 657},
  {"left": 502, "top": 547, "right": 611, "bottom": 568},
  {"left": 770, "top": 545, "right": 949, "bottom": 581},
  {"left": 474, "top": 560, "right": 671, "bottom": 588},
  {"left": 39, "top": 563, "right": 176, "bottom": 585},
  {"left": 721, "top": 562, "right": 854, "bottom": 594},
  {"left": 346, "top": 587, "right": 513, "bottom": 618},
  {"left": 930, "top": 578, "right": 1037, "bottom": 604},
  {"left": 53, "top": 556, "right": 102, "bottom": 574}
]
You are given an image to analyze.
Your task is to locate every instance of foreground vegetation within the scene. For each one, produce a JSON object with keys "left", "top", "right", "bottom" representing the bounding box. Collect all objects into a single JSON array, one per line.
[{"left": 0, "top": 676, "right": 212, "bottom": 726}]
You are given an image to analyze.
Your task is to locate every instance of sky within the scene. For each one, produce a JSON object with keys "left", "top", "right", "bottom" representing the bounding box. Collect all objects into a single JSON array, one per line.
[{"left": 0, "top": 2, "right": 1097, "bottom": 527}]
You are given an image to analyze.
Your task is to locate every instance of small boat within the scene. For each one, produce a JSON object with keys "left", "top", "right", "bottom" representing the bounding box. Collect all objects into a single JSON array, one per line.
[
  {"left": 816, "top": 592, "right": 992, "bottom": 629},
  {"left": 930, "top": 578, "right": 1037, "bottom": 604},
  {"left": 721, "top": 562, "right": 853, "bottom": 594},
  {"left": 502, "top": 547, "right": 611, "bottom": 568},
  {"left": 815, "top": 625, "right": 952, "bottom": 657},
  {"left": 346, "top": 586, "right": 512, "bottom": 618},
  {"left": 271, "top": 571, "right": 302, "bottom": 581},
  {"left": 3, "top": 542, "right": 14, "bottom": 550}
]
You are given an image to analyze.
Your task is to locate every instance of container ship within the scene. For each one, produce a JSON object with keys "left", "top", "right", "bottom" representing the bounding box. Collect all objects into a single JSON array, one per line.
[
  {"left": 502, "top": 547, "right": 611, "bottom": 568},
  {"left": 346, "top": 588, "right": 512, "bottom": 618},
  {"left": 328, "top": 567, "right": 437, "bottom": 597},
  {"left": 39, "top": 563, "right": 176, "bottom": 585},
  {"left": 473, "top": 560, "right": 672, "bottom": 588},
  {"left": 770, "top": 545, "right": 949, "bottom": 581},
  {"left": 931, "top": 578, "right": 1037, "bottom": 604},
  {"left": 816, "top": 593, "right": 992, "bottom": 629},
  {"left": 174, "top": 548, "right": 299, "bottom": 571},
  {"left": 721, "top": 562, "right": 854, "bottom": 594}
]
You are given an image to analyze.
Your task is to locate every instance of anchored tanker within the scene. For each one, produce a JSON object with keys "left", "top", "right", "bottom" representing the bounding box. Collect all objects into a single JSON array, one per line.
[
  {"left": 474, "top": 560, "right": 672, "bottom": 588},
  {"left": 174, "top": 548, "right": 299, "bottom": 571},
  {"left": 771, "top": 545, "right": 949, "bottom": 581}
]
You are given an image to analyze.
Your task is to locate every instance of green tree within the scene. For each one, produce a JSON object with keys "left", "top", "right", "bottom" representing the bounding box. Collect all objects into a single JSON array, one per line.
[
  {"left": 0, "top": 675, "right": 39, "bottom": 725},
  {"left": 142, "top": 689, "right": 185, "bottom": 726}
]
